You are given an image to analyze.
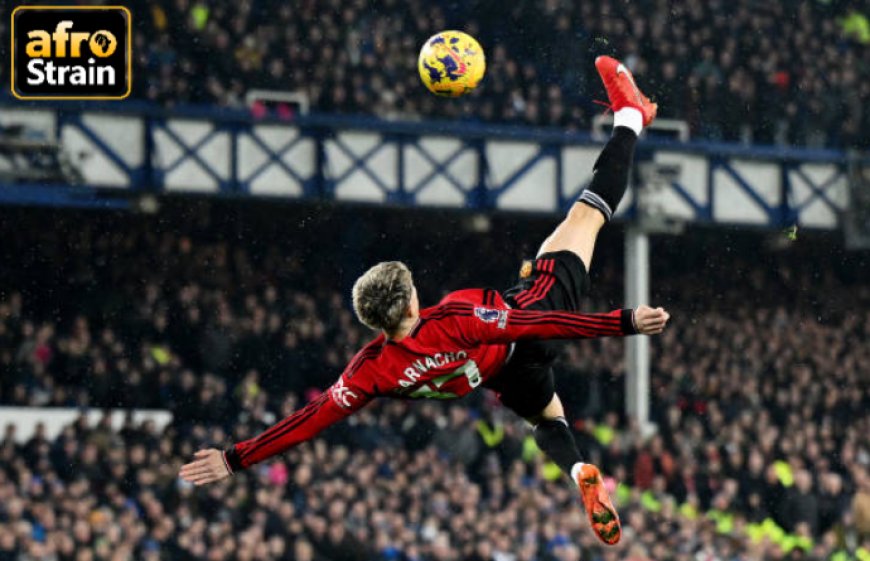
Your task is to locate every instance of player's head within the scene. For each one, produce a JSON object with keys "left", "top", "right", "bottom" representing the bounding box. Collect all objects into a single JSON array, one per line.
[{"left": 352, "top": 261, "right": 419, "bottom": 334}]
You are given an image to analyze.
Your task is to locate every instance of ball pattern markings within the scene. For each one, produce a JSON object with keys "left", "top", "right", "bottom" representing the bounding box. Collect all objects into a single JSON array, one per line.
[{"left": 418, "top": 31, "right": 485, "bottom": 97}]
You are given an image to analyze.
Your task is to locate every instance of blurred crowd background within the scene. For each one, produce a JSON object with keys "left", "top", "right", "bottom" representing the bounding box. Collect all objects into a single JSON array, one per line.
[
  {"left": 3, "top": 0, "right": 864, "bottom": 146},
  {"left": 0, "top": 203, "right": 868, "bottom": 561},
  {"left": 114, "top": 0, "right": 870, "bottom": 148}
]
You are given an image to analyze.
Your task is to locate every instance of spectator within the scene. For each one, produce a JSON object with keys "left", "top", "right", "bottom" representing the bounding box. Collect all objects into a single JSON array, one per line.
[
  {"left": 855, "top": 468, "right": 870, "bottom": 538},
  {"left": 5, "top": 0, "right": 859, "bottom": 147},
  {"left": 786, "top": 470, "right": 821, "bottom": 536}
]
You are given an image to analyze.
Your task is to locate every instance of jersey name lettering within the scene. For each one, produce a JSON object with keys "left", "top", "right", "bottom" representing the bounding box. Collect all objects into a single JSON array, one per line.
[{"left": 398, "top": 350, "right": 468, "bottom": 388}]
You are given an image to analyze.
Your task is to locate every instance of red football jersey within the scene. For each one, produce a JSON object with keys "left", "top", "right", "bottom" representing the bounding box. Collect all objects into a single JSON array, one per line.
[{"left": 224, "top": 288, "right": 636, "bottom": 472}]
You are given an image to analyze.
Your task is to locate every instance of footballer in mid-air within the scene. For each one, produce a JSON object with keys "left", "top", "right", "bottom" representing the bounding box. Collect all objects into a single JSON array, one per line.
[{"left": 181, "top": 34, "right": 667, "bottom": 546}]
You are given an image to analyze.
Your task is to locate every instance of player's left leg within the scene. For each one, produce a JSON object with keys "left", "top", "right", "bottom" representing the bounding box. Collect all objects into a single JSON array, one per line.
[
  {"left": 536, "top": 56, "right": 657, "bottom": 270},
  {"left": 486, "top": 351, "right": 622, "bottom": 544},
  {"left": 529, "top": 394, "right": 622, "bottom": 545}
]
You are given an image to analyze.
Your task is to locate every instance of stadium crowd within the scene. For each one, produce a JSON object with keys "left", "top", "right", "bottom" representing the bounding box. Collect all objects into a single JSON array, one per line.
[
  {"left": 0, "top": 205, "right": 869, "bottom": 561},
  {"left": 0, "top": 0, "right": 864, "bottom": 150},
  {"left": 122, "top": 0, "right": 870, "bottom": 147}
]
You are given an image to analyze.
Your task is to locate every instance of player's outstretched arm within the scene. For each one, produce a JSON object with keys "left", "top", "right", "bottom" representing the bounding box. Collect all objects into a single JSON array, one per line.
[
  {"left": 179, "top": 378, "right": 372, "bottom": 486},
  {"left": 454, "top": 303, "right": 669, "bottom": 346}
]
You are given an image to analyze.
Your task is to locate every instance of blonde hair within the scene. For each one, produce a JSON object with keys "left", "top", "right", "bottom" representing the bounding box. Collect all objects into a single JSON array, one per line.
[{"left": 351, "top": 261, "right": 413, "bottom": 332}]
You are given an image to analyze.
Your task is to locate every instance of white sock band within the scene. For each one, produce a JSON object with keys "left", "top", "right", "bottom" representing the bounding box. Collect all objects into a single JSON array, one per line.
[
  {"left": 614, "top": 107, "right": 643, "bottom": 136},
  {"left": 570, "top": 462, "right": 586, "bottom": 482}
]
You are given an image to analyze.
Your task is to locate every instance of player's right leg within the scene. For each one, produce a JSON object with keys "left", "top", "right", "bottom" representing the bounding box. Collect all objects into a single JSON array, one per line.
[
  {"left": 536, "top": 56, "right": 657, "bottom": 270},
  {"left": 505, "top": 55, "right": 658, "bottom": 546}
]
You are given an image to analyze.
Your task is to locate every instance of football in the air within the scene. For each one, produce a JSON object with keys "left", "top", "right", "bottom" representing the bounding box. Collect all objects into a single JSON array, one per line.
[{"left": 418, "top": 31, "right": 486, "bottom": 97}]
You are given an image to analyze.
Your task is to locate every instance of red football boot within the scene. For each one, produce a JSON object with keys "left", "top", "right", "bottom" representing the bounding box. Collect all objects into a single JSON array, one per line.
[
  {"left": 594, "top": 55, "right": 657, "bottom": 127},
  {"left": 575, "top": 463, "right": 622, "bottom": 545}
]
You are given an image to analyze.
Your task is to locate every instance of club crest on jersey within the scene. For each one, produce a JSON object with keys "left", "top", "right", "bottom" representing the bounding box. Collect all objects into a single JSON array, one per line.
[
  {"left": 474, "top": 307, "right": 508, "bottom": 329},
  {"left": 519, "top": 260, "right": 533, "bottom": 279},
  {"left": 331, "top": 378, "right": 358, "bottom": 409}
]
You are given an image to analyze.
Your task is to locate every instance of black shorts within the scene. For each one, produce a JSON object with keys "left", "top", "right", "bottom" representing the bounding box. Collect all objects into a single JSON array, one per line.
[{"left": 484, "top": 250, "right": 591, "bottom": 419}]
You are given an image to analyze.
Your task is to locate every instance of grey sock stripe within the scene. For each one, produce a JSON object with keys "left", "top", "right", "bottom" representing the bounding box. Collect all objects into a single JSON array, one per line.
[{"left": 579, "top": 190, "right": 613, "bottom": 220}]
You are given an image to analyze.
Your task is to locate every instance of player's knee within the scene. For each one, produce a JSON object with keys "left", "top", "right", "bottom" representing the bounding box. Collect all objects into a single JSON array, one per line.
[{"left": 529, "top": 393, "right": 565, "bottom": 423}]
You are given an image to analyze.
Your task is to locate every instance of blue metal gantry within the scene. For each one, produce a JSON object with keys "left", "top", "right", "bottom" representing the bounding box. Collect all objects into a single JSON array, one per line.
[{"left": 0, "top": 101, "right": 856, "bottom": 230}]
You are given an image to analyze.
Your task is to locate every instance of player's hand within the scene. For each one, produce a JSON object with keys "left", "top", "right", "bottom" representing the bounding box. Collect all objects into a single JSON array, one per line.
[
  {"left": 179, "top": 448, "right": 232, "bottom": 486},
  {"left": 633, "top": 305, "right": 670, "bottom": 335}
]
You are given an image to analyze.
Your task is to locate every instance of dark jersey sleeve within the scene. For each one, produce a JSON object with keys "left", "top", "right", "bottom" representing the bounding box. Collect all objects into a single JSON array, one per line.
[
  {"left": 223, "top": 364, "right": 375, "bottom": 472},
  {"left": 447, "top": 303, "right": 637, "bottom": 346}
]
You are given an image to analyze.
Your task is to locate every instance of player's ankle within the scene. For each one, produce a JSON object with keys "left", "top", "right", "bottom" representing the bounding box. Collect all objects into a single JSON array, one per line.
[
  {"left": 613, "top": 107, "right": 643, "bottom": 136},
  {"left": 570, "top": 462, "right": 586, "bottom": 482}
]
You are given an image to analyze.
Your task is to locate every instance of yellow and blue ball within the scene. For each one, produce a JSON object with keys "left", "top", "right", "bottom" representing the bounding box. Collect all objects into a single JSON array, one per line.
[{"left": 418, "top": 31, "right": 486, "bottom": 97}]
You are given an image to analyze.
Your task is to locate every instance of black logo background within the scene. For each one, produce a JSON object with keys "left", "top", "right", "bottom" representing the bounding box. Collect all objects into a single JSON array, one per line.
[{"left": 12, "top": 7, "right": 130, "bottom": 99}]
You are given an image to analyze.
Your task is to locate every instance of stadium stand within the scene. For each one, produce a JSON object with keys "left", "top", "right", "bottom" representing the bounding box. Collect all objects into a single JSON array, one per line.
[
  {"left": 115, "top": 0, "right": 870, "bottom": 147},
  {"left": 0, "top": 204, "right": 868, "bottom": 560},
  {"left": 9, "top": 2, "right": 856, "bottom": 142}
]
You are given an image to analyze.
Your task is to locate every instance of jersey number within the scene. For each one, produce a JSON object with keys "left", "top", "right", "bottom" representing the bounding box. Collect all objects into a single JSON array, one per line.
[{"left": 408, "top": 360, "right": 482, "bottom": 400}]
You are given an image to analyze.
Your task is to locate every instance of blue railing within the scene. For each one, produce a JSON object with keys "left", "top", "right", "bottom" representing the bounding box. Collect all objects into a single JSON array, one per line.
[{"left": 0, "top": 101, "right": 856, "bottom": 229}]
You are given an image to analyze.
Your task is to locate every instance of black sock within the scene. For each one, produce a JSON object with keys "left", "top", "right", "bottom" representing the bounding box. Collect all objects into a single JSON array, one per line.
[
  {"left": 578, "top": 126, "right": 638, "bottom": 221},
  {"left": 533, "top": 417, "right": 583, "bottom": 476}
]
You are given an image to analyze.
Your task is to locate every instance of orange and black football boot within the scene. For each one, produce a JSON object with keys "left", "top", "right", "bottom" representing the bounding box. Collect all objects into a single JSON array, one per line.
[{"left": 575, "top": 463, "right": 622, "bottom": 545}]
